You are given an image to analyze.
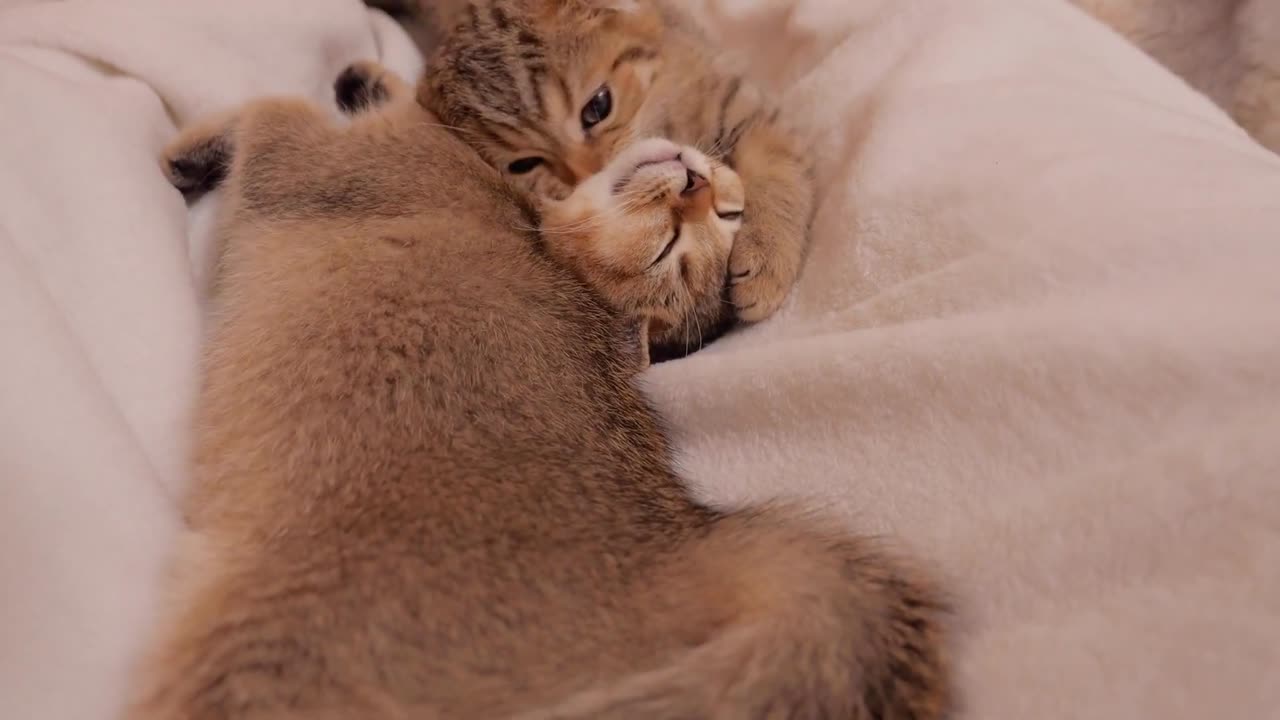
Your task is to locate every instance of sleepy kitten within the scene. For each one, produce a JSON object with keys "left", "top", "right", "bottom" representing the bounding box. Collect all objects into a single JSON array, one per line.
[
  {"left": 539, "top": 137, "right": 745, "bottom": 356},
  {"left": 125, "top": 64, "right": 950, "bottom": 719},
  {"left": 343, "top": 62, "right": 745, "bottom": 354},
  {"left": 422, "top": 0, "right": 815, "bottom": 357}
]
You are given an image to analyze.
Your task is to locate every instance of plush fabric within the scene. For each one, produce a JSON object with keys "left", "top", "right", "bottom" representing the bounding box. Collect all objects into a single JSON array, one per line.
[
  {"left": 0, "top": 2, "right": 419, "bottom": 718},
  {"left": 654, "top": 0, "right": 1280, "bottom": 717},
  {"left": 1070, "top": 0, "right": 1280, "bottom": 151},
  {"left": 1, "top": 0, "right": 1277, "bottom": 718}
]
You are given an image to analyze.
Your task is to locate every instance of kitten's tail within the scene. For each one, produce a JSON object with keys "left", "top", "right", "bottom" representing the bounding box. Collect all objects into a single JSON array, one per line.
[{"left": 513, "top": 508, "right": 953, "bottom": 720}]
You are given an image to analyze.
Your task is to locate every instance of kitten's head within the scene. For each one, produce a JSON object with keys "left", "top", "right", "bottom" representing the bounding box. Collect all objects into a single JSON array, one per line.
[
  {"left": 541, "top": 139, "right": 743, "bottom": 352},
  {"left": 422, "top": 0, "right": 664, "bottom": 200}
]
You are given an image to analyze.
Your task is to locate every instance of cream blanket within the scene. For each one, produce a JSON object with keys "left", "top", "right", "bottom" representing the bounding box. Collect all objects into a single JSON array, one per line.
[
  {"left": 0, "top": 1, "right": 419, "bottom": 718},
  {"left": 1071, "top": 0, "right": 1280, "bottom": 151},
  {"left": 2, "top": 0, "right": 1278, "bottom": 719}
]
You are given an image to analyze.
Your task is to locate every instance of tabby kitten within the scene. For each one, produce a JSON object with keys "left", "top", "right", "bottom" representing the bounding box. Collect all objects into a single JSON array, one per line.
[
  {"left": 124, "top": 63, "right": 950, "bottom": 719},
  {"left": 423, "top": 0, "right": 814, "bottom": 357},
  {"left": 344, "top": 63, "right": 747, "bottom": 351}
]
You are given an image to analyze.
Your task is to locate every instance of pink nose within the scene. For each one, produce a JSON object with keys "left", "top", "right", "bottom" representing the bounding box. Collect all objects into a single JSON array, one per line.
[{"left": 682, "top": 168, "right": 708, "bottom": 194}]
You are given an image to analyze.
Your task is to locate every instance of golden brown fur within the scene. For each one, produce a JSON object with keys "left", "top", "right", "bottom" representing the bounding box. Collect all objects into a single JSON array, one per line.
[
  {"left": 421, "top": 0, "right": 815, "bottom": 358},
  {"left": 124, "top": 64, "right": 950, "bottom": 719},
  {"left": 539, "top": 136, "right": 745, "bottom": 354},
  {"left": 340, "top": 63, "right": 745, "bottom": 352}
]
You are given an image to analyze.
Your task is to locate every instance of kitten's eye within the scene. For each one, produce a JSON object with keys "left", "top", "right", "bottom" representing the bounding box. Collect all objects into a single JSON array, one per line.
[
  {"left": 580, "top": 86, "right": 613, "bottom": 131},
  {"left": 716, "top": 210, "right": 744, "bottom": 221},
  {"left": 507, "top": 157, "right": 544, "bottom": 174},
  {"left": 651, "top": 225, "right": 681, "bottom": 267}
]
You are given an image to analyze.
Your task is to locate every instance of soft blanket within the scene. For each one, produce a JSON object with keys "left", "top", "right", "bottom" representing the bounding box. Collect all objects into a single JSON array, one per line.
[
  {"left": 1, "top": 0, "right": 1277, "bottom": 719},
  {"left": 658, "top": 0, "right": 1280, "bottom": 717},
  {"left": 1071, "top": 0, "right": 1280, "bottom": 151},
  {"left": 0, "top": 1, "right": 419, "bottom": 718}
]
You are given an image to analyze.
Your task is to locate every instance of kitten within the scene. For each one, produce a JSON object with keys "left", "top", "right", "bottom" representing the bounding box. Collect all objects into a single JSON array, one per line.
[
  {"left": 538, "top": 136, "right": 746, "bottom": 358},
  {"left": 422, "top": 0, "right": 815, "bottom": 358},
  {"left": 125, "top": 64, "right": 950, "bottom": 719},
  {"left": 341, "top": 63, "right": 745, "bottom": 355}
]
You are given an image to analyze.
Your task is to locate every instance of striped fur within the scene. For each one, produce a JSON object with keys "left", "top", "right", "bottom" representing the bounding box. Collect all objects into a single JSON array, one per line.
[{"left": 422, "top": 0, "right": 814, "bottom": 359}]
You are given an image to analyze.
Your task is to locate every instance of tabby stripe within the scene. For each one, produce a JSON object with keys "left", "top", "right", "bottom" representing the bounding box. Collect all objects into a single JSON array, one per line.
[
  {"left": 475, "top": 124, "right": 520, "bottom": 153},
  {"left": 717, "top": 76, "right": 742, "bottom": 145},
  {"left": 516, "top": 29, "right": 542, "bottom": 49},
  {"left": 527, "top": 66, "right": 548, "bottom": 119},
  {"left": 718, "top": 110, "right": 763, "bottom": 160},
  {"left": 488, "top": 3, "right": 510, "bottom": 30},
  {"left": 612, "top": 45, "right": 658, "bottom": 71},
  {"left": 556, "top": 74, "right": 574, "bottom": 115}
]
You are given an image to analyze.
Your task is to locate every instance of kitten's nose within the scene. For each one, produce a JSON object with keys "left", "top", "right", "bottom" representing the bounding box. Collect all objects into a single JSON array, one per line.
[{"left": 682, "top": 168, "right": 708, "bottom": 195}]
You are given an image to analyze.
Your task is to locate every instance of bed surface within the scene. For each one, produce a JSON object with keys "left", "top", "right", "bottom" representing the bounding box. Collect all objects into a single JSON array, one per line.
[{"left": 2, "top": 0, "right": 1277, "bottom": 718}]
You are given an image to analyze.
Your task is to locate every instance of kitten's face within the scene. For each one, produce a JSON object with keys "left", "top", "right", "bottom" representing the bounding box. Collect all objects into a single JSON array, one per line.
[
  {"left": 542, "top": 139, "right": 744, "bottom": 342},
  {"left": 424, "top": 0, "right": 665, "bottom": 200}
]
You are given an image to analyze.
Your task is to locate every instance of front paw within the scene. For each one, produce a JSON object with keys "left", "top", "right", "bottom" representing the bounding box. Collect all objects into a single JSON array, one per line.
[
  {"left": 335, "top": 60, "right": 411, "bottom": 115},
  {"left": 728, "top": 225, "right": 802, "bottom": 323}
]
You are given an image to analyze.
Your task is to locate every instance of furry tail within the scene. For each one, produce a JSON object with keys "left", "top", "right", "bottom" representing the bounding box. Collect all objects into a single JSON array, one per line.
[{"left": 515, "top": 509, "right": 952, "bottom": 720}]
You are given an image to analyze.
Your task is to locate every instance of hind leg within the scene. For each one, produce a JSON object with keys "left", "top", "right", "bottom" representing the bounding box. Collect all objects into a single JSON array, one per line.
[
  {"left": 164, "top": 60, "right": 411, "bottom": 197},
  {"left": 514, "top": 512, "right": 952, "bottom": 720}
]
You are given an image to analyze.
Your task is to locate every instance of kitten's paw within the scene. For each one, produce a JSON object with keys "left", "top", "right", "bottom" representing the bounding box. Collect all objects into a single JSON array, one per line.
[
  {"left": 335, "top": 61, "right": 410, "bottom": 115},
  {"left": 161, "top": 123, "right": 233, "bottom": 197},
  {"left": 335, "top": 62, "right": 389, "bottom": 114},
  {"left": 727, "top": 226, "right": 802, "bottom": 323}
]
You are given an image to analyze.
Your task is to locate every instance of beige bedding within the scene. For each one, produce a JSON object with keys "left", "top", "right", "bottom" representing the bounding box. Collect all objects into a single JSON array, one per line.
[
  {"left": 647, "top": 0, "right": 1280, "bottom": 717},
  {"left": 1071, "top": 0, "right": 1280, "bottom": 151},
  {"left": 2, "top": 0, "right": 1278, "bottom": 718}
]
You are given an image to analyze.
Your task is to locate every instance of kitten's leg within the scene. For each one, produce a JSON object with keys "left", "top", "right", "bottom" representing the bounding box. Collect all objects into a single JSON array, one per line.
[
  {"left": 164, "top": 96, "right": 350, "bottom": 226},
  {"left": 725, "top": 117, "right": 815, "bottom": 323},
  {"left": 161, "top": 98, "right": 332, "bottom": 195},
  {"left": 166, "top": 59, "right": 408, "bottom": 195},
  {"left": 161, "top": 110, "right": 239, "bottom": 196},
  {"left": 335, "top": 60, "right": 414, "bottom": 115}
]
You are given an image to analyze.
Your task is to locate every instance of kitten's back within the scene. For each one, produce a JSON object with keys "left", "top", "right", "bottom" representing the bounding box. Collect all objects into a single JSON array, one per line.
[{"left": 129, "top": 99, "right": 950, "bottom": 719}]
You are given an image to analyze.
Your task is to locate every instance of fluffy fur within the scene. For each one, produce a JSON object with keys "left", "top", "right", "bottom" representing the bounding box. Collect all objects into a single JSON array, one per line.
[
  {"left": 346, "top": 64, "right": 745, "bottom": 354},
  {"left": 123, "top": 65, "right": 951, "bottom": 719},
  {"left": 421, "top": 0, "right": 815, "bottom": 358},
  {"left": 539, "top": 136, "right": 745, "bottom": 357}
]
